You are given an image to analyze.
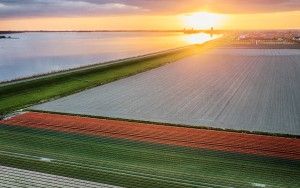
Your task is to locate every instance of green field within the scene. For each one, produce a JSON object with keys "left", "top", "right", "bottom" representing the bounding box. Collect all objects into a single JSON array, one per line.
[
  {"left": 0, "top": 44, "right": 211, "bottom": 116},
  {"left": 0, "top": 124, "right": 299, "bottom": 188}
]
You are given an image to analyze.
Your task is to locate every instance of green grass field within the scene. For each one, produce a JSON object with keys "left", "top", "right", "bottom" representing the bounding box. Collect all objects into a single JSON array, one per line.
[
  {"left": 0, "top": 124, "right": 299, "bottom": 188},
  {"left": 0, "top": 45, "right": 209, "bottom": 116}
]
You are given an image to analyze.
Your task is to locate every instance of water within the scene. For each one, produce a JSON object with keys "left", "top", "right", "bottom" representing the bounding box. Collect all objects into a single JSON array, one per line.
[{"left": 0, "top": 32, "right": 216, "bottom": 82}]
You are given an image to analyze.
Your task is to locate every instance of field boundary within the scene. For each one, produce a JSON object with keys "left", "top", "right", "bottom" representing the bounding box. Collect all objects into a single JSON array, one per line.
[{"left": 27, "top": 110, "right": 300, "bottom": 139}]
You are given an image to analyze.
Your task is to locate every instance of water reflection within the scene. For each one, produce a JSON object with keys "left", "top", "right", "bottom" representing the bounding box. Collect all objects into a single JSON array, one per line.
[
  {"left": 0, "top": 32, "right": 219, "bottom": 82},
  {"left": 183, "top": 33, "right": 222, "bottom": 44}
]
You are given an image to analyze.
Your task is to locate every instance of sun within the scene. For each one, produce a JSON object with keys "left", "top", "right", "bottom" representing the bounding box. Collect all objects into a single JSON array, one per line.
[{"left": 182, "top": 12, "right": 225, "bottom": 30}]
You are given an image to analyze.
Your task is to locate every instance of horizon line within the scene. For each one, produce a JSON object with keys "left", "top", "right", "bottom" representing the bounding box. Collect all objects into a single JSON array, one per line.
[{"left": 1, "top": 29, "right": 300, "bottom": 33}]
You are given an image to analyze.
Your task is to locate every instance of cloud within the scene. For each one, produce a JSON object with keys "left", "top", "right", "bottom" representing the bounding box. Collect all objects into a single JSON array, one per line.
[
  {"left": 0, "top": 0, "right": 299, "bottom": 19},
  {"left": 124, "top": 0, "right": 300, "bottom": 14},
  {"left": 0, "top": 0, "right": 147, "bottom": 18}
]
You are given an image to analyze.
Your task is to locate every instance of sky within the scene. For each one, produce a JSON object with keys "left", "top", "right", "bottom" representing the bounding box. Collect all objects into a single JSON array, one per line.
[{"left": 0, "top": 0, "right": 300, "bottom": 30}]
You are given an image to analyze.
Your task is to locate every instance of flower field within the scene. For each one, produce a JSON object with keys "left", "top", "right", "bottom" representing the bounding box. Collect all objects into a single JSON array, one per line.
[
  {"left": 0, "top": 112, "right": 299, "bottom": 187},
  {"left": 1, "top": 112, "right": 299, "bottom": 160}
]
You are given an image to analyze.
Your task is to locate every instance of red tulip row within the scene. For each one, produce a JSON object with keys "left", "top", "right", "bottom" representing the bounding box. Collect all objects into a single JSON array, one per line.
[{"left": 1, "top": 112, "right": 300, "bottom": 160}]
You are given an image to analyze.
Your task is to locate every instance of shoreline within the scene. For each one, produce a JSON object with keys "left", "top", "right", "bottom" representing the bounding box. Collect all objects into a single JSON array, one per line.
[
  {"left": 0, "top": 45, "right": 191, "bottom": 86},
  {"left": 0, "top": 41, "right": 216, "bottom": 115}
]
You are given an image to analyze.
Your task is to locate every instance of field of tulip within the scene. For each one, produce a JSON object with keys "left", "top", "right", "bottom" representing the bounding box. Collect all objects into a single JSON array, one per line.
[
  {"left": 2, "top": 112, "right": 300, "bottom": 160},
  {"left": 0, "top": 112, "right": 299, "bottom": 188}
]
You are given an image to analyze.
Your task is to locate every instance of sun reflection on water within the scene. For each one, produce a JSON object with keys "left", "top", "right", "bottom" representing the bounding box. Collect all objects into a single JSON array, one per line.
[{"left": 183, "top": 33, "right": 222, "bottom": 44}]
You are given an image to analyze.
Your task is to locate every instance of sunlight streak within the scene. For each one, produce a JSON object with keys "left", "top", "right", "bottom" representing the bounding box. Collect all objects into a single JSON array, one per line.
[
  {"left": 182, "top": 33, "right": 222, "bottom": 44},
  {"left": 182, "top": 12, "right": 226, "bottom": 29}
]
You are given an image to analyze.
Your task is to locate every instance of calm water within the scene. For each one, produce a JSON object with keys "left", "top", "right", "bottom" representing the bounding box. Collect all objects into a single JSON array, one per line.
[{"left": 0, "top": 32, "right": 216, "bottom": 82}]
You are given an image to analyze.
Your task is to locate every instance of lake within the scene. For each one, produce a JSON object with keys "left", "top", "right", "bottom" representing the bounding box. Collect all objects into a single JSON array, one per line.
[{"left": 0, "top": 32, "right": 217, "bottom": 82}]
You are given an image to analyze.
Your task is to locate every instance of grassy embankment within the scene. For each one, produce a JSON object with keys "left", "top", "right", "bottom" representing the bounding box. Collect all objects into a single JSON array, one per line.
[
  {"left": 0, "top": 124, "right": 299, "bottom": 188},
  {"left": 0, "top": 43, "right": 216, "bottom": 116}
]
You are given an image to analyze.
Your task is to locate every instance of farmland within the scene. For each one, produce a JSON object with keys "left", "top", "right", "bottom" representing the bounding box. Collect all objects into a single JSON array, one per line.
[
  {"left": 2, "top": 112, "right": 300, "bottom": 160},
  {"left": 0, "top": 44, "right": 210, "bottom": 115},
  {"left": 1, "top": 37, "right": 300, "bottom": 187},
  {"left": 0, "top": 165, "right": 120, "bottom": 188},
  {"left": 32, "top": 48, "right": 300, "bottom": 136},
  {"left": 0, "top": 117, "right": 300, "bottom": 188}
]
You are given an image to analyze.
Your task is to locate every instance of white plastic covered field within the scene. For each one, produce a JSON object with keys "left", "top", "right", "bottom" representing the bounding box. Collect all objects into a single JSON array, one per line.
[
  {"left": 0, "top": 165, "right": 121, "bottom": 188},
  {"left": 32, "top": 48, "right": 300, "bottom": 135}
]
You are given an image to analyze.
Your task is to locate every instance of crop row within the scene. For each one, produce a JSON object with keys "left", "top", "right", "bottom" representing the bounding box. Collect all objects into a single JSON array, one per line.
[
  {"left": 0, "top": 126, "right": 275, "bottom": 188},
  {"left": 0, "top": 123, "right": 299, "bottom": 188},
  {"left": 2, "top": 112, "right": 300, "bottom": 160}
]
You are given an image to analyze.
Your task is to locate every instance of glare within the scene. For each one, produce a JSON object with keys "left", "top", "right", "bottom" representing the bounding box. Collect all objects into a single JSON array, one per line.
[
  {"left": 183, "top": 33, "right": 222, "bottom": 44},
  {"left": 182, "top": 12, "right": 225, "bottom": 29}
]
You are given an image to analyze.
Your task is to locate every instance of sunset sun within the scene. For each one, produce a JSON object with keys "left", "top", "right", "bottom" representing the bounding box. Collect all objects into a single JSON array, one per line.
[{"left": 182, "top": 12, "right": 225, "bottom": 29}]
